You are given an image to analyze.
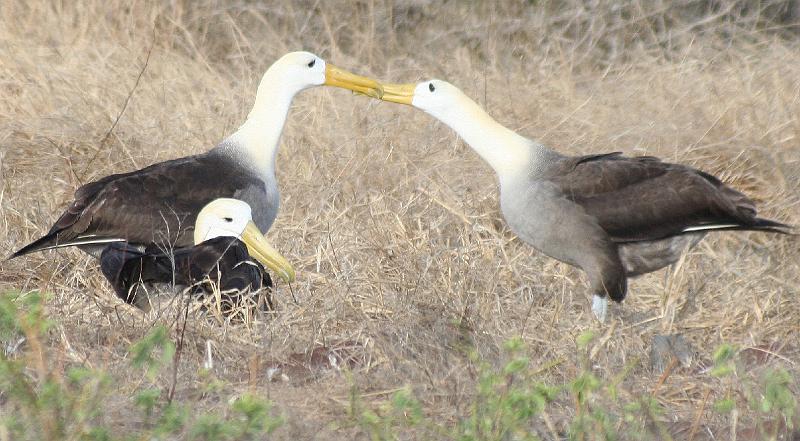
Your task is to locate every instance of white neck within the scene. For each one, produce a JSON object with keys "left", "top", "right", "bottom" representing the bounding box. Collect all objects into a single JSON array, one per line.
[
  {"left": 221, "top": 69, "right": 301, "bottom": 176},
  {"left": 427, "top": 95, "right": 535, "bottom": 181}
]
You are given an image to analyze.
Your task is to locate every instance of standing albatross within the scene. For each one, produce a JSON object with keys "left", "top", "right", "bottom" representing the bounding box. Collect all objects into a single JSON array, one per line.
[
  {"left": 379, "top": 80, "right": 792, "bottom": 322},
  {"left": 10, "top": 51, "right": 381, "bottom": 283},
  {"left": 100, "top": 199, "right": 287, "bottom": 312}
]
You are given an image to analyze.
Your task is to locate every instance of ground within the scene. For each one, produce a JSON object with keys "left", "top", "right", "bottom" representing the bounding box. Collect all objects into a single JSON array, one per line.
[{"left": 1, "top": 1, "right": 799, "bottom": 439}]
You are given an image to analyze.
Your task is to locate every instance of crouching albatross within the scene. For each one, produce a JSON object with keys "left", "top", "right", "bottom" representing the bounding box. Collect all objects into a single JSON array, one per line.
[
  {"left": 10, "top": 51, "right": 382, "bottom": 282},
  {"left": 101, "top": 199, "right": 288, "bottom": 312},
  {"left": 379, "top": 80, "right": 792, "bottom": 322}
]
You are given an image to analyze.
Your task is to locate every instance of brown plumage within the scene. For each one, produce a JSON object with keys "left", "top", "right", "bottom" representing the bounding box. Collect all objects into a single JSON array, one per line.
[
  {"left": 533, "top": 152, "right": 790, "bottom": 308},
  {"left": 549, "top": 153, "right": 786, "bottom": 243},
  {"left": 11, "top": 151, "right": 265, "bottom": 258}
]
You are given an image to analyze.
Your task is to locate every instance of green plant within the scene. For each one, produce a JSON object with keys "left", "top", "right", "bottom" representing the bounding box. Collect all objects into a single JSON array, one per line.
[
  {"left": 711, "top": 344, "right": 797, "bottom": 440},
  {"left": 457, "top": 338, "right": 558, "bottom": 441},
  {"left": 566, "top": 331, "right": 667, "bottom": 441},
  {"left": 349, "top": 337, "right": 561, "bottom": 441},
  {"left": 349, "top": 334, "right": 753, "bottom": 441},
  {"left": 0, "top": 291, "right": 112, "bottom": 440},
  {"left": 0, "top": 292, "right": 283, "bottom": 440}
]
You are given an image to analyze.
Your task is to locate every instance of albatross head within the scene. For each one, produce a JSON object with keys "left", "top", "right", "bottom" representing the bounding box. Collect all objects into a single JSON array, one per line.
[
  {"left": 195, "top": 199, "right": 296, "bottom": 283},
  {"left": 234, "top": 51, "right": 383, "bottom": 172},
  {"left": 377, "top": 79, "right": 461, "bottom": 119},
  {"left": 377, "top": 79, "right": 534, "bottom": 178},
  {"left": 264, "top": 51, "right": 382, "bottom": 98},
  {"left": 377, "top": 79, "right": 495, "bottom": 142}
]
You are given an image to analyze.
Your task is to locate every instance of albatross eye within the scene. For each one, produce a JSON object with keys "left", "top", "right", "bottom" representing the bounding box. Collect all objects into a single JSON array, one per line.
[
  {"left": 429, "top": 82, "right": 435, "bottom": 92},
  {"left": 223, "top": 217, "right": 233, "bottom": 222},
  {"left": 307, "top": 59, "right": 316, "bottom": 68}
]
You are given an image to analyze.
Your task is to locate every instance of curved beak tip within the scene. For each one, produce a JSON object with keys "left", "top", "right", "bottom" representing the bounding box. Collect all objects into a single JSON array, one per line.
[
  {"left": 241, "top": 222, "right": 296, "bottom": 285},
  {"left": 281, "top": 268, "right": 296, "bottom": 284}
]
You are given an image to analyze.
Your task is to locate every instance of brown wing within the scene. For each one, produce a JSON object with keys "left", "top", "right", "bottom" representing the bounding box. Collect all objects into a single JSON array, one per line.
[
  {"left": 12, "top": 151, "right": 264, "bottom": 257},
  {"left": 548, "top": 154, "right": 770, "bottom": 242}
]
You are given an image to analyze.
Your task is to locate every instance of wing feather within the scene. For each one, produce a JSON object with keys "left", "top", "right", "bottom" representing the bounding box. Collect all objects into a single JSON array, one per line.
[
  {"left": 548, "top": 154, "right": 767, "bottom": 242},
  {"left": 12, "top": 150, "right": 265, "bottom": 257}
]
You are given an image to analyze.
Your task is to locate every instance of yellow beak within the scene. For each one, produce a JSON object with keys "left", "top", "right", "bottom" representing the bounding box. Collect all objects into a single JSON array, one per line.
[
  {"left": 325, "top": 64, "right": 383, "bottom": 99},
  {"left": 378, "top": 83, "right": 415, "bottom": 105},
  {"left": 240, "top": 221, "right": 296, "bottom": 283}
]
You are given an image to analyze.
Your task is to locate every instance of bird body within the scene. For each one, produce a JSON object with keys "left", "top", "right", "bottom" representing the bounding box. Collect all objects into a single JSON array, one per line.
[
  {"left": 10, "top": 52, "right": 381, "bottom": 264},
  {"left": 379, "top": 80, "right": 791, "bottom": 321},
  {"left": 15, "top": 149, "right": 272, "bottom": 257},
  {"left": 99, "top": 198, "right": 289, "bottom": 311},
  {"left": 100, "top": 238, "right": 273, "bottom": 312}
]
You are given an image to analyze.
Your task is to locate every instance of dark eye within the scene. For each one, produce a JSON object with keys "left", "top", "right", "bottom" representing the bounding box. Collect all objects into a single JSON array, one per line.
[
  {"left": 223, "top": 217, "right": 233, "bottom": 222},
  {"left": 307, "top": 59, "right": 316, "bottom": 68},
  {"left": 428, "top": 82, "right": 435, "bottom": 92}
]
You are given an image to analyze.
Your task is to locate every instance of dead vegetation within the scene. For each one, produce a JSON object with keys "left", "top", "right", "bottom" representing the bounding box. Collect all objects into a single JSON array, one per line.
[{"left": 1, "top": 1, "right": 799, "bottom": 439}]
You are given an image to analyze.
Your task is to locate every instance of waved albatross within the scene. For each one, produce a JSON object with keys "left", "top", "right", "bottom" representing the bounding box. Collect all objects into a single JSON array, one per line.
[
  {"left": 10, "top": 51, "right": 381, "bottom": 277},
  {"left": 379, "top": 80, "right": 792, "bottom": 322},
  {"left": 100, "top": 198, "right": 285, "bottom": 312}
]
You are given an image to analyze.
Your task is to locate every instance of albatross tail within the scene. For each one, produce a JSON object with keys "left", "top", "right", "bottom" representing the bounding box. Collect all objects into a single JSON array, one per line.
[
  {"left": 681, "top": 218, "right": 794, "bottom": 235},
  {"left": 9, "top": 232, "right": 124, "bottom": 259},
  {"left": 9, "top": 232, "right": 64, "bottom": 259}
]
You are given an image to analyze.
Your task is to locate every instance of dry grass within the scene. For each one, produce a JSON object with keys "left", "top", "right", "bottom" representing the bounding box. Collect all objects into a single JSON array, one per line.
[{"left": 1, "top": 0, "right": 799, "bottom": 438}]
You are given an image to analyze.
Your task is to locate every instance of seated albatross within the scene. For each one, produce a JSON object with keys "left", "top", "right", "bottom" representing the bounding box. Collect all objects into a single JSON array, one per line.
[
  {"left": 100, "top": 198, "right": 287, "bottom": 312},
  {"left": 379, "top": 80, "right": 792, "bottom": 322},
  {"left": 10, "top": 51, "right": 381, "bottom": 284}
]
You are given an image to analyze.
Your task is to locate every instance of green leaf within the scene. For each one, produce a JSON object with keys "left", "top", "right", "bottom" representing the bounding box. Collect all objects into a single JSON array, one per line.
[
  {"left": 154, "top": 403, "right": 188, "bottom": 436},
  {"left": 761, "top": 369, "right": 796, "bottom": 417},
  {"left": 82, "top": 427, "right": 112, "bottom": 441},
  {"left": 714, "top": 398, "right": 735, "bottom": 414},
  {"left": 189, "top": 414, "right": 234, "bottom": 441},
  {"left": 135, "top": 388, "right": 161, "bottom": 417},
  {"left": 576, "top": 331, "right": 596, "bottom": 349},
  {"left": 571, "top": 373, "right": 600, "bottom": 394},
  {"left": 709, "top": 364, "right": 734, "bottom": 378},
  {"left": 129, "top": 325, "right": 175, "bottom": 380},
  {"left": 391, "top": 388, "right": 423, "bottom": 425},
  {"left": 503, "top": 337, "right": 524, "bottom": 353},
  {"left": 229, "top": 393, "right": 283, "bottom": 436},
  {"left": 712, "top": 344, "right": 737, "bottom": 365},
  {"left": 503, "top": 357, "right": 529, "bottom": 375}
]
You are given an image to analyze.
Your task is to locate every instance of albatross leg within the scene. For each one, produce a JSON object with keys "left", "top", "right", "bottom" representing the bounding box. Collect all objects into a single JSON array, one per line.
[{"left": 592, "top": 295, "right": 608, "bottom": 323}]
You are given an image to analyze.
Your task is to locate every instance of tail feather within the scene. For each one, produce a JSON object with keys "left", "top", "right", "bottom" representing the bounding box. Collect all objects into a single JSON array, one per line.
[
  {"left": 9, "top": 233, "right": 62, "bottom": 259},
  {"left": 681, "top": 217, "right": 793, "bottom": 235},
  {"left": 9, "top": 233, "right": 124, "bottom": 259},
  {"left": 751, "top": 217, "right": 793, "bottom": 232}
]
